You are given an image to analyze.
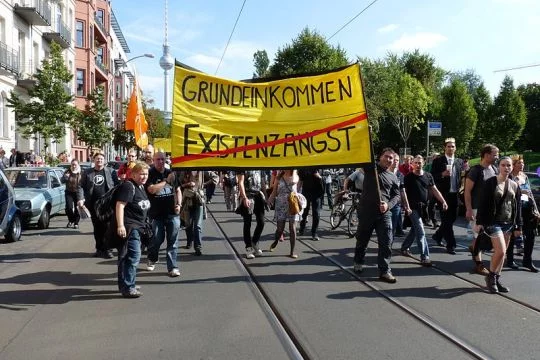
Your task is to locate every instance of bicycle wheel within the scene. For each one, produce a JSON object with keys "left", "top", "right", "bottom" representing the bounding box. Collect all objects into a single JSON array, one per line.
[
  {"left": 347, "top": 208, "right": 357, "bottom": 238},
  {"left": 330, "top": 208, "right": 342, "bottom": 229}
]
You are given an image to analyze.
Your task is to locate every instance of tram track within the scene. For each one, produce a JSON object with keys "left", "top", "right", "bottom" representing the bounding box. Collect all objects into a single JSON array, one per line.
[{"left": 208, "top": 209, "right": 495, "bottom": 359}]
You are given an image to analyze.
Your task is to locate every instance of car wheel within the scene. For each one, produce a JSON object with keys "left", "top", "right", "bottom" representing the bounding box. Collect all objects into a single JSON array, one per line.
[
  {"left": 5, "top": 214, "right": 22, "bottom": 242},
  {"left": 37, "top": 207, "right": 50, "bottom": 229}
]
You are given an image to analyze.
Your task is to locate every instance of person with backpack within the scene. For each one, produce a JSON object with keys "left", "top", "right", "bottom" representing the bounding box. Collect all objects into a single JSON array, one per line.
[
  {"left": 144, "top": 152, "right": 182, "bottom": 277},
  {"left": 464, "top": 144, "right": 499, "bottom": 275},
  {"left": 78, "top": 152, "right": 119, "bottom": 258},
  {"left": 114, "top": 161, "right": 151, "bottom": 298},
  {"left": 180, "top": 171, "right": 205, "bottom": 256},
  {"left": 221, "top": 170, "right": 238, "bottom": 211},
  {"left": 431, "top": 138, "right": 465, "bottom": 254}
]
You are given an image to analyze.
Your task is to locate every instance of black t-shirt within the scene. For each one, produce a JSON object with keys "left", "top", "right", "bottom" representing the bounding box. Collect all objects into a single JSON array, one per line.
[
  {"left": 404, "top": 172, "right": 434, "bottom": 210},
  {"left": 91, "top": 169, "right": 108, "bottom": 203},
  {"left": 145, "top": 167, "right": 177, "bottom": 218},
  {"left": 298, "top": 169, "right": 324, "bottom": 196},
  {"left": 116, "top": 180, "right": 150, "bottom": 229},
  {"left": 468, "top": 164, "right": 498, "bottom": 209}
]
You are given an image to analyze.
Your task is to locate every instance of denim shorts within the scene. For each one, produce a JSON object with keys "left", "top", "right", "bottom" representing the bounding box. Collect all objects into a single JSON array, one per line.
[{"left": 485, "top": 223, "right": 514, "bottom": 236}]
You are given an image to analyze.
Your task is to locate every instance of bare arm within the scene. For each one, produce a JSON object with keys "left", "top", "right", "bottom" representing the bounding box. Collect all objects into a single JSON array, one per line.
[
  {"left": 430, "top": 185, "right": 448, "bottom": 210},
  {"left": 115, "top": 201, "right": 127, "bottom": 238},
  {"left": 464, "top": 177, "right": 475, "bottom": 220}
]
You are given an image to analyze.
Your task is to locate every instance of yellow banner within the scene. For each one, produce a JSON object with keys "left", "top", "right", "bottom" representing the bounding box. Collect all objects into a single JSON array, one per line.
[
  {"left": 154, "top": 137, "right": 171, "bottom": 153},
  {"left": 171, "top": 63, "right": 371, "bottom": 168}
]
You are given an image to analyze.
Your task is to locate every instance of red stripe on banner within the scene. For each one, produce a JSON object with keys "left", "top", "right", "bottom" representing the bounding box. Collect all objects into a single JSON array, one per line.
[{"left": 171, "top": 112, "right": 367, "bottom": 165}]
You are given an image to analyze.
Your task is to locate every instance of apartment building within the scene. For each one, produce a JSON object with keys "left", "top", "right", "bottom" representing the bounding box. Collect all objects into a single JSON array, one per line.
[{"left": 0, "top": 0, "right": 75, "bottom": 156}]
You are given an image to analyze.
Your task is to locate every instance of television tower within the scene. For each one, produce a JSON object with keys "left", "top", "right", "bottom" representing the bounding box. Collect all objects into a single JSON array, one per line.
[{"left": 159, "top": 0, "right": 174, "bottom": 125}]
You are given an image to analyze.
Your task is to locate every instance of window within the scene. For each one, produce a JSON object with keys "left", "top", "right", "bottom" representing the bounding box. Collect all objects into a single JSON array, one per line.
[
  {"left": 96, "top": 47, "right": 103, "bottom": 64},
  {"left": 116, "top": 83, "right": 121, "bottom": 99},
  {"left": 96, "top": 9, "right": 104, "bottom": 25},
  {"left": 76, "top": 20, "right": 84, "bottom": 47},
  {"left": 76, "top": 69, "right": 85, "bottom": 96}
]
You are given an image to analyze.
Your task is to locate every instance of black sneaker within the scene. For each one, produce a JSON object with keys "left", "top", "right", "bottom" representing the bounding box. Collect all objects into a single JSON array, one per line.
[
  {"left": 104, "top": 250, "right": 114, "bottom": 259},
  {"left": 194, "top": 248, "right": 202, "bottom": 256}
]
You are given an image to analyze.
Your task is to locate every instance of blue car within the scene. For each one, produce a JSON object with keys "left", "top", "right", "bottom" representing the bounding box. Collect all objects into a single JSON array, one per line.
[
  {"left": 0, "top": 169, "right": 22, "bottom": 242},
  {"left": 4, "top": 167, "right": 65, "bottom": 229}
]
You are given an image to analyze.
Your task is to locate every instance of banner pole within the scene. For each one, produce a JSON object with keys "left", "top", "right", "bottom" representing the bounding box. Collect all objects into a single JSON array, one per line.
[{"left": 358, "top": 62, "right": 382, "bottom": 203}]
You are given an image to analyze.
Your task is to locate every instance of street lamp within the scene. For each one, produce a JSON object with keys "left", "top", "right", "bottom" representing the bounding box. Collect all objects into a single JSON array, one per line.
[{"left": 126, "top": 53, "right": 154, "bottom": 64}]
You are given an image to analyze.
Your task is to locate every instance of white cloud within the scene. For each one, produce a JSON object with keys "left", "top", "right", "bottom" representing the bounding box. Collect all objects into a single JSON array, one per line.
[
  {"left": 186, "top": 54, "right": 221, "bottom": 70},
  {"left": 377, "top": 24, "right": 399, "bottom": 34},
  {"left": 383, "top": 32, "right": 447, "bottom": 51}
]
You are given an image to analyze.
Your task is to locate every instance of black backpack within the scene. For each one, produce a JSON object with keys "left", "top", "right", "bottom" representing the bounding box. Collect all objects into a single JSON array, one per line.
[
  {"left": 94, "top": 183, "right": 130, "bottom": 223},
  {"left": 223, "top": 171, "right": 237, "bottom": 187}
]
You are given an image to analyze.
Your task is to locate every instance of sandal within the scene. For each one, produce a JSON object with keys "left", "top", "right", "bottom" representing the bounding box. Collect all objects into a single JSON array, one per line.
[
  {"left": 289, "top": 254, "right": 298, "bottom": 259},
  {"left": 269, "top": 240, "right": 279, "bottom": 252}
]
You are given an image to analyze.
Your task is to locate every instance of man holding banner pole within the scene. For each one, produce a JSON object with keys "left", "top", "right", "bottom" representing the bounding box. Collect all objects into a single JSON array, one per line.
[{"left": 353, "top": 148, "right": 401, "bottom": 283}]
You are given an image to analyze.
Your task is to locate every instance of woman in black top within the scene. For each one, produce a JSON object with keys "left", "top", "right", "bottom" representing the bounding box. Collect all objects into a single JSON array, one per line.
[
  {"left": 115, "top": 162, "right": 151, "bottom": 298},
  {"left": 476, "top": 157, "right": 522, "bottom": 293},
  {"left": 62, "top": 159, "right": 84, "bottom": 228}
]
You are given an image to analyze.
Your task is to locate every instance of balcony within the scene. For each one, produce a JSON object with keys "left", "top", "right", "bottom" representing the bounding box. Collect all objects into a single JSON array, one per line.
[
  {"left": 0, "top": 42, "right": 19, "bottom": 75},
  {"left": 13, "top": 0, "right": 52, "bottom": 26},
  {"left": 16, "top": 60, "right": 38, "bottom": 90},
  {"left": 94, "top": 15, "right": 108, "bottom": 45},
  {"left": 43, "top": 17, "right": 71, "bottom": 49},
  {"left": 95, "top": 59, "right": 109, "bottom": 83}
]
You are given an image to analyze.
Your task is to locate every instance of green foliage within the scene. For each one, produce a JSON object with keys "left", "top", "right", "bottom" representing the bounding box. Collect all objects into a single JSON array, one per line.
[
  {"left": 253, "top": 50, "right": 270, "bottom": 78},
  {"left": 145, "top": 107, "right": 170, "bottom": 141},
  {"left": 268, "top": 27, "right": 349, "bottom": 77},
  {"left": 113, "top": 128, "right": 135, "bottom": 151},
  {"left": 75, "top": 86, "right": 113, "bottom": 151},
  {"left": 469, "top": 83, "right": 494, "bottom": 155},
  {"left": 438, "top": 79, "right": 478, "bottom": 155},
  {"left": 7, "top": 42, "right": 78, "bottom": 150},
  {"left": 517, "top": 83, "right": 540, "bottom": 151},
  {"left": 489, "top": 76, "right": 527, "bottom": 152}
]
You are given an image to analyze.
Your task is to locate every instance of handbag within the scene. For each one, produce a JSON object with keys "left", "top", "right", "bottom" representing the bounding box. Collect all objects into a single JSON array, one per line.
[
  {"left": 139, "top": 220, "right": 154, "bottom": 247},
  {"left": 476, "top": 231, "right": 493, "bottom": 251},
  {"left": 288, "top": 192, "right": 300, "bottom": 215}
]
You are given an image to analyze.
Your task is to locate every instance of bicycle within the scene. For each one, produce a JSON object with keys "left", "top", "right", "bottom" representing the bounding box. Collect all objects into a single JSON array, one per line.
[{"left": 329, "top": 191, "right": 361, "bottom": 237}]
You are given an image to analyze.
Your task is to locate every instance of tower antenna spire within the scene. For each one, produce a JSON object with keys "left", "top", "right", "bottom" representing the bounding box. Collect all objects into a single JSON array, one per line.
[{"left": 159, "top": 0, "right": 174, "bottom": 125}]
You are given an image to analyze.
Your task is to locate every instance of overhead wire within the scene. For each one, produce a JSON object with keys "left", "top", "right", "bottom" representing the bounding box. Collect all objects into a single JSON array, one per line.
[
  {"left": 215, "top": 0, "right": 247, "bottom": 75},
  {"left": 327, "top": 0, "right": 380, "bottom": 41}
]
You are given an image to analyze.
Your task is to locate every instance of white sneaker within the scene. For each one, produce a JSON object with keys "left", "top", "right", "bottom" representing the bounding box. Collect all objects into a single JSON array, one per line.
[
  {"left": 246, "top": 247, "right": 255, "bottom": 259},
  {"left": 146, "top": 261, "right": 155, "bottom": 271},
  {"left": 168, "top": 268, "right": 181, "bottom": 277},
  {"left": 253, "top": 245, "right": 263, "bottom": 257}
]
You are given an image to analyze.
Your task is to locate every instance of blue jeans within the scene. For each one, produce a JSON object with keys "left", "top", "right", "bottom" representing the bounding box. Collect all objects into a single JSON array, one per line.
[
  {"left": 186, "top": 205, "right": 204, "bottom": 249},
  {"left": 118, "top": 229, "right": 141, "bottom": 294},
  {"left": 390, "top": 204, "right": 402, "bottom": 235},
  {"left": 354, "top": 211, "right": 393, "bottom": 273},
  {"left": 148, "top": 214, "right": 180, "bottom": 271},
  {"left": 401, "top": 209, "right": 430, "bottom": 259}
]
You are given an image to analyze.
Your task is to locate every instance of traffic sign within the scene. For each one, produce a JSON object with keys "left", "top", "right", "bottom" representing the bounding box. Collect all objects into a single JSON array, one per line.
[{"left": 428, "top": 121, "right": 442, "bottom": 136}]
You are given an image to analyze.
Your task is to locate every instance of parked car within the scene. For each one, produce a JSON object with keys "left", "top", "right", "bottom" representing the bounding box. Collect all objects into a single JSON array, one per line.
[
  {"left": 4, "top": 167, "right": 66, "bottom": 229},
  {"left": 0, "top": 169, "right": 22, "bottom": 242},
  {"left": 526, "top": 172, "right": 540, "bottom": 208},
  {"left": 57, "top": 162, "right": 93, "bottom": 172}
]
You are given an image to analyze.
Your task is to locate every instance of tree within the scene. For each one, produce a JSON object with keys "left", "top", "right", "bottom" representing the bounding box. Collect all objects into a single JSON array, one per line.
[
  {"left": 449, "top": 69, "right": 483, "bottom": 96},
  {"left": 253, "top": 50, "right": 270, "bottom": 78},
  {"left": 7, "top": 41, "right": 78, "bottom": 152},
  {"left": 113, "top": 128, "right": 135, "bottom": 152},
  {"left": 268, "top": 27, "right": 349, "bottom": 77},
  {"left": 400, "top": 50, "right": 446, "bottom": 96},
  {"left": 145, "top": 108, "right": 169, "bottom": 141},
  {"left": 439, "top": 79, "right": 478, "bottom": 155},
  {"left": 75, "top": 86, "right": 113, "bottom": 152},
  {"left": 489, "top": 76, "right": 526, "bottom": 152},
  {"left": 469, "top": 83, "right": 493, "bottom": 155},
  {"left": 384, "top": 70, "right": 429, "bottom": 151},
  {"left": 517, "top": 83, "right": 540, "bottom": 151}
]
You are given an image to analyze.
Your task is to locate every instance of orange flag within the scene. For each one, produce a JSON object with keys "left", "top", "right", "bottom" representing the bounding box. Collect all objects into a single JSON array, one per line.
[{"left": 125, "top": 81, "right": 138, "bottom": 130}]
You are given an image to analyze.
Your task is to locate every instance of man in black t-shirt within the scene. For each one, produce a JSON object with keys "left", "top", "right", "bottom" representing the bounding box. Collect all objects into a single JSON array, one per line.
[
  {"left": 79, "top": 152, "right": 119, "bottom": 258},
  {"left": 144, "top": 152, "right": 182, "bottom": 277},
  {"left": 298, "top": 169, "right": 324, "bottom": 241},
  {"left": 401, "top": 155, "right": 447, "bottom": 266}
]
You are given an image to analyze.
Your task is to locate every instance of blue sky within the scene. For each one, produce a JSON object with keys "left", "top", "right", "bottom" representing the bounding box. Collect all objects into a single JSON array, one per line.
[{"left": 112, "top": 0, "right": 540, "bottom": 112}]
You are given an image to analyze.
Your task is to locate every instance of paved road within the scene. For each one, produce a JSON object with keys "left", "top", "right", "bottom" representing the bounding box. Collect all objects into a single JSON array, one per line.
[{"left": 1, "top": 192, "right": 539, "bottom": 359}]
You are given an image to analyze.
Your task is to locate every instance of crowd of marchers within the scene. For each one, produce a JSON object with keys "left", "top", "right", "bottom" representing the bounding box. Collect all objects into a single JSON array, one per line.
[{"left": 60, "top": 138, "right": 538, "bottom": 298}]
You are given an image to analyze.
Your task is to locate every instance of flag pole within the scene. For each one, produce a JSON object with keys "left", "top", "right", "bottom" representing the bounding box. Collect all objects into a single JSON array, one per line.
[{"left": 358, "top": 62, "right": 382, "bottom": 203}]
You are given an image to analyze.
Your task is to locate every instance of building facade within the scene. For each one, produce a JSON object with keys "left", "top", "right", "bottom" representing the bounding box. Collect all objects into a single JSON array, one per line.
[{"left": 0, "top": 0, "right": 75, "bottom": 158}]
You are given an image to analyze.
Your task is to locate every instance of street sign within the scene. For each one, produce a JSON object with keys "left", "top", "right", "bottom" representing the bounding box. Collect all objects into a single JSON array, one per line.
[{"left": 428, "top": 121, "right": 442, "bottom": 136}]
